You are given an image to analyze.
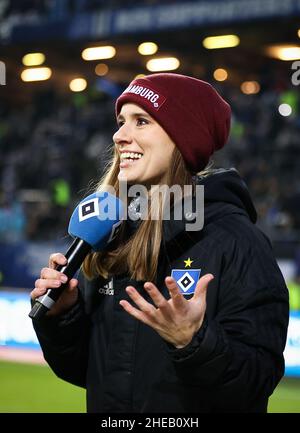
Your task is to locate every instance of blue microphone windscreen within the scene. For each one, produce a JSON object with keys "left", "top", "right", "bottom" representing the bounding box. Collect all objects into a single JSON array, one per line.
[{"left": 68, "top": 192, "right": 124, "bottom": 251}]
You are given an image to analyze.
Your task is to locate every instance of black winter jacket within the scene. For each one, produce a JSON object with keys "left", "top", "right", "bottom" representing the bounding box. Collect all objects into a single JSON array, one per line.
[{"left": 32, "top": 169, "right": 289, "bottom": 413}]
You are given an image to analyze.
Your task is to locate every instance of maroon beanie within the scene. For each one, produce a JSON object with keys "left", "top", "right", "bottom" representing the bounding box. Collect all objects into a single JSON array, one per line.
[{"left": 115, "top": 73, "right": 231, "bottom": 173}]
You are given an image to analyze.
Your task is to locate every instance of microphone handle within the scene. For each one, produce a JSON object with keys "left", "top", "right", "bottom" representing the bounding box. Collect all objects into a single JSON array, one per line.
[{"left": 29, "top": 238, "right": 91, "bottom": 320}]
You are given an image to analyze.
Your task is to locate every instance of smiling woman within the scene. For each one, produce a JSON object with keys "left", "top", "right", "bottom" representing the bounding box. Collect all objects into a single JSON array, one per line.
[{"left": 30, "top": 73, "right": 289, "bottom": 414}]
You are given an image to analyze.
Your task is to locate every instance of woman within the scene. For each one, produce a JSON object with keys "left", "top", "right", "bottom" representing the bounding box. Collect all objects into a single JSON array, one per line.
[{"left": 31, "top": 73, "right": 289, "bottom": 413}]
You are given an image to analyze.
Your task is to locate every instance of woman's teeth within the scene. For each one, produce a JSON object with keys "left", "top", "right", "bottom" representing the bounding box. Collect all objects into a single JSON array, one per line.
[{"left": 120, "top": 152, "right": 143, "bottom": 161}]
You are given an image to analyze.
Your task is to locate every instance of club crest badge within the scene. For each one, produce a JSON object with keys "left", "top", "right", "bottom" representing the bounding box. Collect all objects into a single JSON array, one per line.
[
  {"left": 78, "top": 198, "right": 100, "bottom": 221},
  {"left": 171, "top": 268, "right": 201, "bottom": 295}
]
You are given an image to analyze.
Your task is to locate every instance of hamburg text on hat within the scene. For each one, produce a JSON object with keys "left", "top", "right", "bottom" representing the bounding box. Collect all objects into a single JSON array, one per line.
[{"left": 122, "top": 84, "right": 166, "bottom": 110}]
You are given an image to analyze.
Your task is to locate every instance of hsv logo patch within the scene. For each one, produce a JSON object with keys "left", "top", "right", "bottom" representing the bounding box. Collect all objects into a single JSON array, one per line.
[
  {"left": 78, "top": 198, "right": 100, "bottom": 221},
  {"left": 122, "top": 83, "right": 166, "bottom": 110},
  {"left": 171, "top": 269, "right": 201, "bottom": 295}
]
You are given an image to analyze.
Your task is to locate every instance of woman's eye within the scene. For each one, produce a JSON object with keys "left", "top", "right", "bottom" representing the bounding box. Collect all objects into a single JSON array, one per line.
[
  {"left": 117, "top": 121, "right": 125, "bottom": 128},
  {"left": 137, "top": 118, "right": 149, "bottom": 126}
]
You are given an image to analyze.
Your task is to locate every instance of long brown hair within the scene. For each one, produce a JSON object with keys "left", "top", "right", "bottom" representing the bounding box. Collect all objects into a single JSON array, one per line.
[{"left": 82, "top": 145, "right": 196, "bottom": 282}]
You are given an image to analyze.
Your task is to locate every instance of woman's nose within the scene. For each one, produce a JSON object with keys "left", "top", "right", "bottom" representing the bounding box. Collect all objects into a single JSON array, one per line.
[{"left": 113, "top": 124, "right": 132, "bottom": 146}]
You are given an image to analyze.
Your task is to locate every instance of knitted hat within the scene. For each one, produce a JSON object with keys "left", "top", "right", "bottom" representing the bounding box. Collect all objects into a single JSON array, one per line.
[{"left": 115, "top": 73, "right": 231, "bottom": 173}]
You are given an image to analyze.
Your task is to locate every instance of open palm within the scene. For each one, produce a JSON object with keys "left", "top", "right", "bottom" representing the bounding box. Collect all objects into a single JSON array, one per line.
[{"left": 120, "top": 273, "right": 214, "bottom": 348}]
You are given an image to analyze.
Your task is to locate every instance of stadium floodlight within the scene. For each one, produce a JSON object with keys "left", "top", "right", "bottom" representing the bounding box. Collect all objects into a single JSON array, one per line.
[
  {"left": 69, "top": 78, "right": 87, "bottom": 92},
  {"left": 240, "top": 81, "right": 260, "bottom": 95},
  {"left": 21, "top": 67, "right": 52, "bottom": 82},
  {"left": 82, "top": 46, "right": 116, "bottom": 61},
  {"left": 278, "top": 103, "right": 292, "bottom": 117},
  {"left": 146, "top": 57, "right": 180, "bottom": 72},
  {"left": 95, "top": 63, "right": 109, "bottom": 76},
  {"left": 213, "top": 68, "right": 228, "bottom": 81},
  {"left": 138, "top": 42, "right": 158, "bottom": 56},
  {"left": 134, "top": 74, "right": 146, "bottom": 79},
  {"left": 266, "top": 45, "right": 300, "bottom": 61},
  {"left": 203, "top": 35, "right": 240, "bottom": 49},
  {"left": 22, "top": 52, "right": 45, "bottom": 66}
]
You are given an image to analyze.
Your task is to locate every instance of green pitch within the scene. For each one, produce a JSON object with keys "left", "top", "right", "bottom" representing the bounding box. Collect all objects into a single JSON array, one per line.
[
  {"left": 0, "top": 361, "right": 299, "bottom": 412},
  {"left": 268, "top": 377, "right": 300, "bottom": 413},
  {"left": 0, "top": 361, "right": 85, "bottom": 412}
]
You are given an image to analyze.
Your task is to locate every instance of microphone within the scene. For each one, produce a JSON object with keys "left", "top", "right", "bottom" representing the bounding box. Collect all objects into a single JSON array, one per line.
[{"left": 29, "top": 191, "right": 124, "bottom": 320}]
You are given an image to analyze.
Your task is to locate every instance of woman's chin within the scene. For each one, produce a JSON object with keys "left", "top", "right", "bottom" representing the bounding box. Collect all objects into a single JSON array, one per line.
[{"left": 118, "top": 171, "right": 139, "bottom": 185}]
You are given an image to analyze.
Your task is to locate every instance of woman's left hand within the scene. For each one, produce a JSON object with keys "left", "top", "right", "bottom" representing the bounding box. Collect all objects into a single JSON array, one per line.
[{"left": 119, "top": 273, "right": 214, "bottom": 348}]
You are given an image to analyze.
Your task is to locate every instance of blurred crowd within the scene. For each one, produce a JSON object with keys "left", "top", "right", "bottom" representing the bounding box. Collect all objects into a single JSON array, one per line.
[
  {"left": 0, "top": 86, "right": 116, "bottom": 242},
  {"left": 215, "top": 80, "right": 300, "bottom": 240},
  {"left": 0, "top": 75, "right": 299, "bottom": 245}
]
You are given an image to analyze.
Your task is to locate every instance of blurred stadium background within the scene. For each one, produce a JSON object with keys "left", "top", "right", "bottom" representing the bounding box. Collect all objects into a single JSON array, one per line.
[{"left": 0, "top": 0, "right": 300, "bottom": 413}]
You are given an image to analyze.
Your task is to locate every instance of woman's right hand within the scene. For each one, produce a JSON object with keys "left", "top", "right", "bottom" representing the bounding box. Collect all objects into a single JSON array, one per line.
[{"left": 30, "top": 253, "right": 79, "bottom": 317}]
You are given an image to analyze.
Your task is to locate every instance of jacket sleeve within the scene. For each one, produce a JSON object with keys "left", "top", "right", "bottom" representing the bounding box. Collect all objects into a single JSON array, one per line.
[
  {"left": 32, "top": 289, "right": 90, "bottom": 388},
  {"left": 167, "top": 231, "right": 289, "bottom": 412}
]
